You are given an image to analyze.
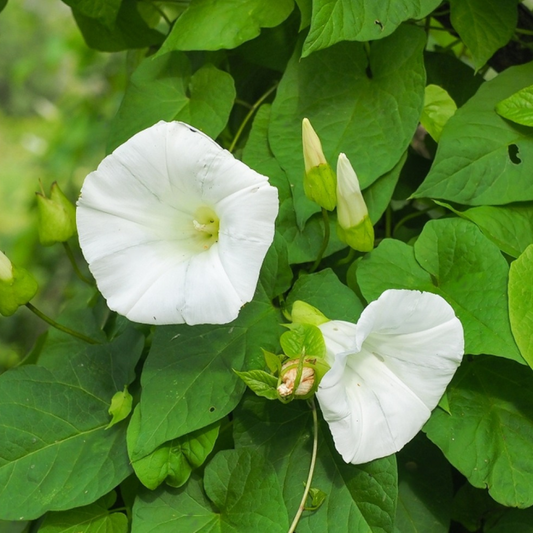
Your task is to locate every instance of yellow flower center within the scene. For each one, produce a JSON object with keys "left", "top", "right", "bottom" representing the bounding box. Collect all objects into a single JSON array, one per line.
[{"left": 192, "top": 206, "right": 220, "bottom": 250}]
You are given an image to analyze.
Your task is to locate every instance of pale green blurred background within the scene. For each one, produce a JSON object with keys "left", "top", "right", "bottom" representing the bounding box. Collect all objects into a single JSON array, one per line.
[{"left": 0, "top": 0, "right": 126, "bottom": 366}]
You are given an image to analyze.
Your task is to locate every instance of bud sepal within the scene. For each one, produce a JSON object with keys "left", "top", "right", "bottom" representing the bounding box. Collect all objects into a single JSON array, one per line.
[{"left": 0, "top": 251, "right": 38, "bottom": 317}]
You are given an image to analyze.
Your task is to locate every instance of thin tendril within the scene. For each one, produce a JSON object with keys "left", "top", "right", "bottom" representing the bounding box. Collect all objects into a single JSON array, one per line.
[
  {"left": 287, "top": 398, "right": 319, "bottom": 533},
  {"left": 25, "top": 303, "right": 101, "bottom": 345},
  {"left": 228, "top": 83, "right": 279, "bottom": 153}
]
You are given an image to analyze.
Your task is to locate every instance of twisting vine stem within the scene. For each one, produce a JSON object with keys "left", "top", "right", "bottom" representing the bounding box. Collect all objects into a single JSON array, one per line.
[
  {"left": 228, "top": 82, "right": 279, "bottom": 153},
  {"left": 287, "top": 397, "right": 319, "bottom": 533}
]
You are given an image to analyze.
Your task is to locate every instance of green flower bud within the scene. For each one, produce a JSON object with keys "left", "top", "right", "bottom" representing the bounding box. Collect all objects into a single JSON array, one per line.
[
  {"left": 36, "top": 182, "right": 76, "bottom": 246},
  {"left": 336, "top": 153, "right": 374, "bottom": 252},
  {"left": 0, "top": 251, "right": 38, "bottom": 316},
  {"left": 302, "top": 118, "right": 337, "bottom": 211}
]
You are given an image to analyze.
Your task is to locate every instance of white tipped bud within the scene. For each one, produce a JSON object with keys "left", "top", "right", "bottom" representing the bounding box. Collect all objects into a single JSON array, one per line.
[{"left": 0, "top": 251, "right": 13, "bottom": 282}]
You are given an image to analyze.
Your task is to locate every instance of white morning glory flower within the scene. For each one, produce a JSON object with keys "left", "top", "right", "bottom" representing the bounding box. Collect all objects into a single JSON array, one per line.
[
  {"left": 317, "top": 289, "right": 464, "bottom": 464},
  {"left": 77, "top": 121, "right": 279, "bottom": 326}
]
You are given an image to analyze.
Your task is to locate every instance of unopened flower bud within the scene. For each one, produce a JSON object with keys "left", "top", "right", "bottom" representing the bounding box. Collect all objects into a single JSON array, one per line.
[
  {"left": 302, "top": 118, "right": 337, "bottom": 211},
  {"left": 36, "top": 182, "right": 76, "bottom": 246},
  {"left": 0, "top": 251, "right": 38, "bottom": 316},
  {"left": 336, "top": 153, "right": 374, "bottom": 252},
  {"left": 277, "top": 357, "right": 317, "bottom": 399}
]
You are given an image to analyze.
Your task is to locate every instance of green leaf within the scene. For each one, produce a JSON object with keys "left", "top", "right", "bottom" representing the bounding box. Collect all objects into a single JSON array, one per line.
[
  {"left": 128, "top": 410, "right": 220, "bottom": 490},
  {"left": 259, "top": 231, "right": 293, "bottom": 299},
  {"left": 270, "top": 25, "right": 426, "bottom": 227},
  {"left": 132, "top": 449, "right": 289, "bottom": 532},
  {"left": 485, "top": 507, "right": 533, "bottom": 533},
  {"left": 437, "top": 201, "right": 533, "bottom": 258},
  {"left": 365, "top": 151, "right": 407, "bottom": 224},
  {"left": 129, "top": 289, "right": 282, "bottom": 460},
  {"left": 39, "top": 492, "right": 128, "bottom": 533},
  {"left": 357, "top": 218, "right": 522, "bottom": 362},
  {"left": 160, "top": 0, "right": 294, "bottom": 52},
  {"left": 61, "top": 0, "right": 122, "bottom": 27},
  {"left": 280, "top": 323, "right": 326, "bottom": 359},
  {"left": 395, "top": 434, "right": 452, "bottom": 533},
  {"left": 425, "top": 356, "right": 533, "bottom": 508},
  {"left": 234, "top": 369, "right": 279, "bottom": 400},
  {"left": 420, "top": 85, "right": 457, "bottom": 142},
  {"left": 106, "top": 386, "right": 133, "bottom": 429},
  {"left": 0, "top": 0, "right": 7, "bottom": 13},
  {"left": 452, "top": 484, "right": 505, "bottom": 533},
  {"left": 0, "top": 331, "right": 144, "bottom": 520},
  {"left": 449, "top": 0, "right": 518, "bottom": 71},
  {"left": 286, "top": 268, "right": 364, "bottom": 322},
  {"left": 413, "top": 62, "right": 533, "bottom": 205},
  {"left": 496, "top": 83, "right": 533, "bottom": 127},
  {"left": 303, "top": 0, "right": 440, "bottom": 56},
  {"left": 233, "top": 394, "right": 398, "bottom": 533},
  {"left": 108, "top": 52, "right": 235, "bottom": 152},
  {"left": 72, "top": 0, "right": 164, "bottom": 52},
  {"left": 509, "top": 245, "right": 533, "bottom": 368}
]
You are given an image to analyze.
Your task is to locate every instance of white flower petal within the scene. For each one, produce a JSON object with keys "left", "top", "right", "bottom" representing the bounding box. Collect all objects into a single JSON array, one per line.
[
  {"left": 77, "top": 121, "right": 279, "bottom": 325},
  {"left": 317, "top": 289, "right": 464, "bottom": 464}
]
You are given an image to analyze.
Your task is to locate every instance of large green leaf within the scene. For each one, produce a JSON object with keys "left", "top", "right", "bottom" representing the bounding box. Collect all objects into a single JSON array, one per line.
[
  {"left": 286, "top": 268, "right": 363, "bottom": 322},
  {"left": 449, "top": 0, "right": 518, "bottom": 71},
  {"left": 496, "top": 84, "right": 533, "bottom": 127},
  {"left": 159, "top": 0, "right": 294, "bottom": 52},
  {"left": 438, "top": 201, "right": 533, "bottom": 258},
  {"left": 395, "top": 435, "right": 452, "bottom": 533},
  {"left": 0, "top": 0, "right": 7, "bottom": 13},
  {"left": 129, "top": 289, "right": 282, "bottom": 460},
  {"left": 131, "top": 449, "right": 289, "bottom": 532},
  {"left": 425, "top": 356, "right": 533, "bottom": 508},
  {"left": 270, "top": 25, "right": 426, "bottom": 227},
  {"left": 39, "top": 492, "right": 128, "bottom": 533},
  {"left": 0, "top": 331, "right": 144, "bottom": 520},
  {"left": 108, "top": 52, "right": 235, "bottom": 152},
  {"left": 413, "top": 62, "right": 533, "bottom": 205},
  {"left": 357, "top": 218, "right": 522, "bottom": 362},
  {"left": 233, "top": 394, "right": 398, "bottom": 533},
  {"left": 72, "top": 0, "right": 164, "bottom": 52},
  {"left": 509, "top": 244, "right": 533, "bottom": 368},
  {"left": 303, "top": 0, "right": 440, "bottom": 56},
  {"left": 61, "top": 0, "right": 121, "bottom": 27}
]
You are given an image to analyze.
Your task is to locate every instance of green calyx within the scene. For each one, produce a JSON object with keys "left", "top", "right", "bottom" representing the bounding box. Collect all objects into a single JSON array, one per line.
[
  {"left": 36, "top": 182, "right": 77, "bottom": 246},
  {"left": 0, "top": 262, "right": 38, "bottom": 316},
  {"left": 304, "top": 164, "right": 337, "bottom": 211},
  {"left": 336, "top": 213, "right": 374, "bottom": 252}
]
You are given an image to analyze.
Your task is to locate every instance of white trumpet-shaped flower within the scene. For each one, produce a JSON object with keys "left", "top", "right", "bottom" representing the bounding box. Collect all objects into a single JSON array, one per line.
[
  {"left": 77, "top": 121, "right": 279, "bottom": 325},
  {"left": 317, "top": 289, "right": 464, "bottom": 464}
]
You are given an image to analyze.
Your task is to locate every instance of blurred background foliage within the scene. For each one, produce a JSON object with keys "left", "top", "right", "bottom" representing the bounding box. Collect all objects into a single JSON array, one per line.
[{"left": 0, "top": 0, "right": 126, "bottom": 368}]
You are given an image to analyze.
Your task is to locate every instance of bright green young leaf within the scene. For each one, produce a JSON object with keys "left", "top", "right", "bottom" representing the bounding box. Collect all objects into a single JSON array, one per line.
[
  {"left": 39, "top": 491, "right": 128, "bottom": 533},
  {"left": 420, "top": 85, "right": 457, "bottom": 142},
  {"left": 270, "top": 25, "right": 426, "bottom": 227},
  {"left": 234, "top": 369, "right": 279, "bottom": 400},
  {"left": 128, "top": 409, "right": 220, "bottom": 490},
  {"left": 0, "top": 331, "right": 144, "bottom": 520},
  {"left": 233, "top": 394, "right": 398, "bottom": 533},
  {"left": 159, "top": 0, "right": 294, "bottom": 52},
  {"left": 365, "top": 151, "right": 407, "bottom": 225},
  {"left": 72, "top": 0, "right": 164, "bottom": 52},
  {"left": 106, "top": 386, "right": 133, "bottom": 429},
  {"left": 303, "top": 0, "right": 440, "bottom": 56},
  {"left": 280, "top": 323, "right": 326, "bottom": 358},
  {"left": 61, "top": 0, "right": 121, "bottom": 27},
  {"left": 413, "top": 62, "right": 533, "bottom": 205},
  {"left": 286, "top": 268, "right": 364, "bottom": 323},
  {"left": 357, "top": 218, "right": 522, "bottom": 362},
  {"left": 425, "top": 356, "right": 533, "bottom": 508},
  {"left": 132, "top": 449, "right": 289, "bottom": 532},
  {"left": 129, "top": 289, "right": 282, "bottom": 461},
  {"left": 395, "top": 434, "right": 452, "bottom": 533},
  {"left": 496, "top": 83, "right": 533, "bottom": 126},
  {"left": 509, "top": 244, "right": 533, "bottom": 368},
  {"left": 437, "top": 201, "right": 533, "bottom": 258},
  {"left": 449, "top": 0, "right": 518, "bottom": 71},
  {"left": 108, "top": 52, "right": 235, "bottom": 152}
]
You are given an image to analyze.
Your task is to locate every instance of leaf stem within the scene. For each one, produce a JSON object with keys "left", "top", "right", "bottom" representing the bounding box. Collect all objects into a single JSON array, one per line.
[
  {"left": 309, "top": 209, "right": 330, "bottom": 273},
  {"left": 228, "top": 82, "right": 279, "bottom": 153},
  {"left": 25, "top": 303, "right": 101, "bottom": 344},
  {"left": 62, "top": 242, "right": 93, "bottom": 285},
  {"left": 335, "top": 247, "right": 356, "bottom": 267},
  {"left": 288, "top": 398, "right": 319, "bottom": 533},
  {"left": 392, "top": 206, "right": 434, "bottom": 237}
]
